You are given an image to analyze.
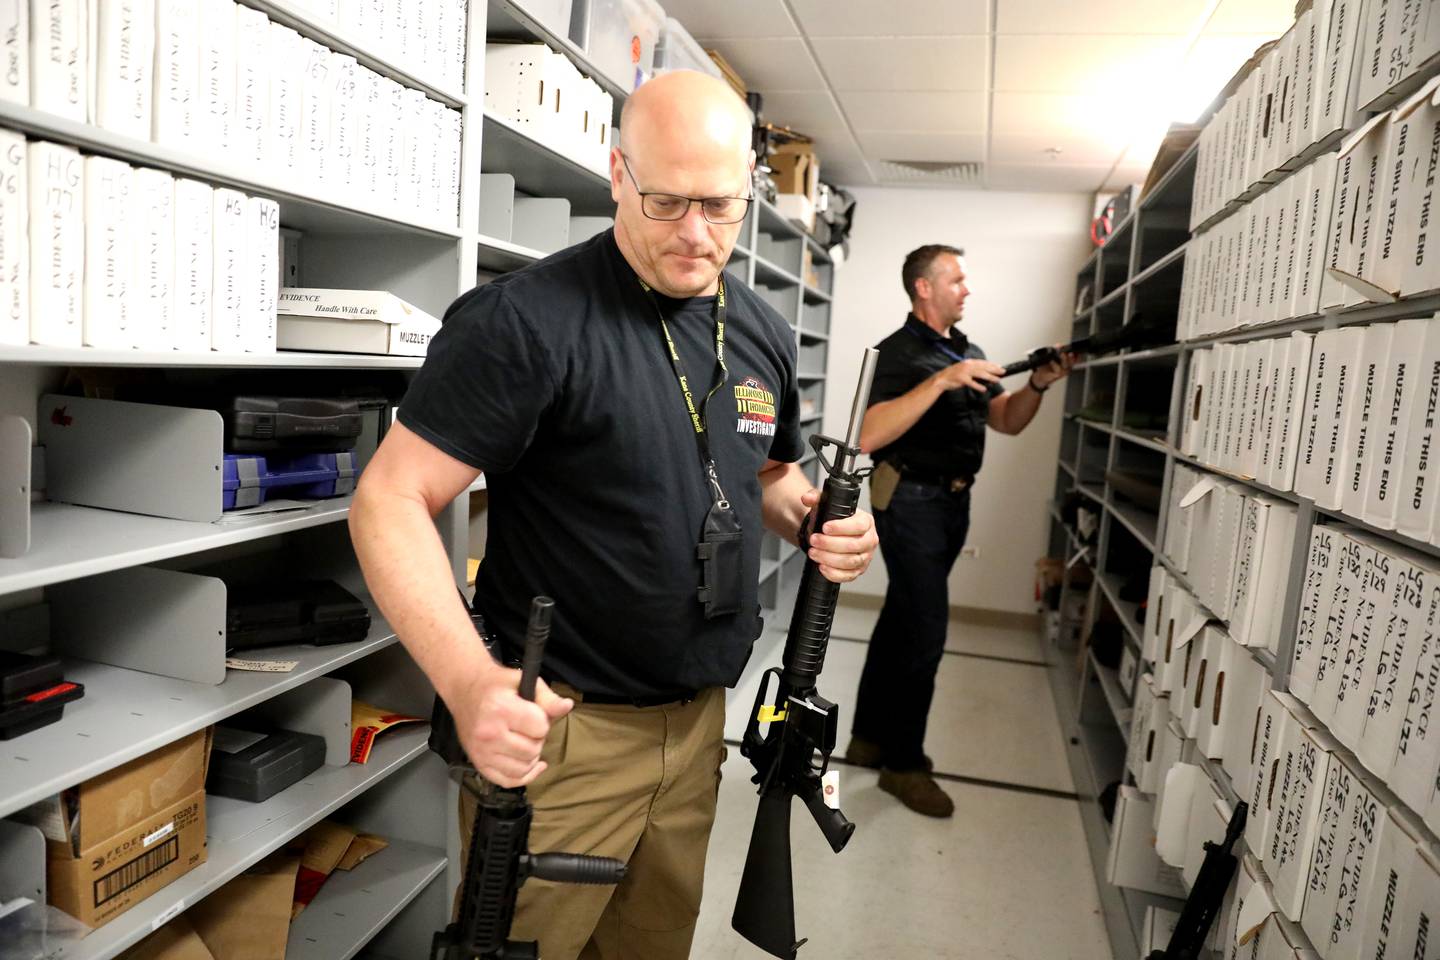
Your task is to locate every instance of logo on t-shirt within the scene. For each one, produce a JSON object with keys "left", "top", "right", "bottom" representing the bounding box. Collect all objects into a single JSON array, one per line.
[{"left": 734, "top": 377, "right": 777, "bottom": 438}]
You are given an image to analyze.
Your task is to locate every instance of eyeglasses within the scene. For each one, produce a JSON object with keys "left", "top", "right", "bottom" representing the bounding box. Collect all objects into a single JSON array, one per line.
[{"left": 621, "top": 153, "right": 752, "bottom": 225}]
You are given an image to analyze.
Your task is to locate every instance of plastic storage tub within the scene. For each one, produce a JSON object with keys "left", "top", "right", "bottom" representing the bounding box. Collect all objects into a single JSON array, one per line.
[
  {"left": 654, "top": 17, "right": 719, "bottom": 78},
  {"left": 584, "top": 0, "right": 664, "bottom": 93}
]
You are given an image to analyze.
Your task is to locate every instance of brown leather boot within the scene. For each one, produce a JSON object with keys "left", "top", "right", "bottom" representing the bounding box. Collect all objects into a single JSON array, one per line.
[
  {"left": 878, "top": 768, "right": 955, "bottom": 818},
  {"left": 844, "top": 737, "right": 935, "bottom": 772}
]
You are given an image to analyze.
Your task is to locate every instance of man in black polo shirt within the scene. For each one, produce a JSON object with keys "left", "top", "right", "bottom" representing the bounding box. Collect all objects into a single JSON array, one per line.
[
  {"left": 845, "top": 243, "right": 1071, "bottom": 818},
  {"left": 349, "top": 71, "right": 877, "bottom": 959}
]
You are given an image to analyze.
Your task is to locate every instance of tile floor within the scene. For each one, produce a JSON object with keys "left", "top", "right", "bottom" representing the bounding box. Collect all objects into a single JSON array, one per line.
[{"left": 692, "top": 600, "right": 1114, "bottom": 960}]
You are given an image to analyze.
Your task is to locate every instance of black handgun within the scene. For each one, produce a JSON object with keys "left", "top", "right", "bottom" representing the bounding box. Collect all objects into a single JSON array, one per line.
[
  {"left": 731, "top": 348, "right": 879, "bottom": 959},
  {"left": 429, "top": 598, "right": 627, "bottom": 960},
  {"left": 1147, "top": 801, "right": 1249, "bottom": 960}
]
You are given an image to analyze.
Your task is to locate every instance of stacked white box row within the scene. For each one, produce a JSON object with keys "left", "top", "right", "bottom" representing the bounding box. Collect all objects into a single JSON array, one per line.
[
  {"left": 485, "top": 43, "right": 615, "bottom": 178},
  {"left": 1190, "top": 0, "right": 1365, "bottom": 230},
  {"left": 1184, "top": 69, "right": 1440, "bottom": 341},
  {"left": 1181, "top": 317, "right": 1440, "bottom": 544},
  {"left": 1, "top": 132, "right": 279, "bottom": 352},
  {"left": 330, "top": 0, "right": 469, "bottom": 94},
  {"left": 14, "top": 1, "right": 462, "bottom": 226},
  {"left": 1181, "top": 153, "right": 1338, "bottom": 340}
]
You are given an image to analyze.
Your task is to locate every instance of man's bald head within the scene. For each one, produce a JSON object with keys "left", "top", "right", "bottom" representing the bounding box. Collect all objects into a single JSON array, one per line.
[
  {"left": 609, "top": 71, "right": 756, "bottom": 298},
  {"left": 619, "top": 71, "right": 753, "bottom": 166}
]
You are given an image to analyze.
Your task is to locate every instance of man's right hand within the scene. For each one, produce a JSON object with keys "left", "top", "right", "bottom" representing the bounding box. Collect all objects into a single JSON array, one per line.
[
  {"left": 931, "top": 359, "right": 1005, "bottom": 393},
  {"left": 447, "top": 662, "right": 574, "bottom": 788}
]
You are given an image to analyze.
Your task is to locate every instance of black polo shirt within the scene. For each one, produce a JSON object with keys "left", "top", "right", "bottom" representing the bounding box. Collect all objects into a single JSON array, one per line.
[
  {"left": 868, "top": 314, "right": 1004, "bottom": 478},
  {"left": 397, "top": 230, "right": 804, "bottom": 697}
]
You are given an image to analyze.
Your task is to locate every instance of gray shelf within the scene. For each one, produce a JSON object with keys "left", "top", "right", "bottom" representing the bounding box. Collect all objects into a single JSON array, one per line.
[
  {"left": 1095, "top": 571, "right": 1142, "bottom": 649},
  {"left": 797, "top": 371, "right": 826, "bottom": 382},
  {"left": 0, "top": 100, "right": 464, "bottom": 240},
  {"left": 244, "top": 0, "right": 466, "bottom": 106},
  {"left": 0, "top": 612, "right": 397, "bottom": 819},
  {"left": 485, "top": 0, "right": 630, "bottom": 110},
  {"left": 1130, "top": 242, "right": 1188, "bottom": 289},
  {"left": 1113, "top": 427, "right": 1169, "bottom": 454},
  {"left": 753, "top": 255, "right": 803, "bottom": 288},
  {"left": 756, "top": 197, "right": 806, "bottom": 241},
  {"left": 0, "top": 345, "right": 425, "bottom": 369},
  {"left": 759, "top": 558, "right": 780, "bottom": 584},
  {"left": 804, "top": 232, "right": 833, "bottom": 265},
  {"left": 286, "top": 837, "right": 447, "bottom": 960},
  {"left": 1108, "top": 498, "right": 1159, "bottom": 553},
  {"left": 1089, "top": 649, "right": 1132, "bottom": 737},
  {"left": 799, "top": 328, "right": 830, "bottom": 343},
  {"left": 0, "top": 498, "right": 356, "bottom": 595},
  {"left": 803, "top": 285, "right": 832, "bottom": 304},
  {"left": 480, "top": 112, "right": 614, "bottom": 217},
  {"left": 44, "top": 726, "right": 430, "bottom": 960},
  {"left": 1139, "top": 140, "right": 1198, "bottom": 213},
  {"left": 477, "top": 234, "right": 546, "bottom": 273},
  {"left": 1096, "top": 283, "right": 1127, "bottom": 311}
]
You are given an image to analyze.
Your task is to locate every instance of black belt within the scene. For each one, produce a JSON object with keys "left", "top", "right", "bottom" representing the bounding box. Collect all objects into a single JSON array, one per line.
[
  {"left": 579, "top": 690, "right": 699, "bottom": 707},
  {"left": 899, "top": 468, "right": 974, "bottom": 493}
]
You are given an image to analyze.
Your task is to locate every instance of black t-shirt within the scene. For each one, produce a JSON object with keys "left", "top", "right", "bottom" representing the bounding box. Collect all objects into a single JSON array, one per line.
[
  {"left": 398, "top": 230, "right": 804, "bottom": 697},
  {"left": 868, "top": 314, "right": 1004, "bottom": 478}
]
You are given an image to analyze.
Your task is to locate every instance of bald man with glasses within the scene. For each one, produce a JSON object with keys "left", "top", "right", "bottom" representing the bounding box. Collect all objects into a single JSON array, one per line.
[{"left": 351, "top": 71, "right": 877, "bottom": 959}]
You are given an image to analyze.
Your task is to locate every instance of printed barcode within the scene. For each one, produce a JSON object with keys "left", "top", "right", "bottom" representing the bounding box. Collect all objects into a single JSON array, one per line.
[{"left": 94, "top": 837, "right": 179, "bottom": 906}]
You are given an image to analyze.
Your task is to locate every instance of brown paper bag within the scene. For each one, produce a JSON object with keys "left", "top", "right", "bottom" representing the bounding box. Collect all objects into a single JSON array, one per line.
[
  {"left": 118, "top": 915, "right": 218, "bottom": 960},
  {"left": 188, "top": 853, "right": 300, "bottom": 960}
]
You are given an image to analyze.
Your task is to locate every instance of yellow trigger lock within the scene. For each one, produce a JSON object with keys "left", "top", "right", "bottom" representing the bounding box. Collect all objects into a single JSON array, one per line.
[{"left": 758, "top": 705, "right": 787, "bottom": 723}]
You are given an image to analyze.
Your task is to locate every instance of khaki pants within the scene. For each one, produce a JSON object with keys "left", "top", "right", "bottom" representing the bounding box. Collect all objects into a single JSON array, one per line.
[{"left": 458, "top": 685, "right": 726, "bottom": 960}]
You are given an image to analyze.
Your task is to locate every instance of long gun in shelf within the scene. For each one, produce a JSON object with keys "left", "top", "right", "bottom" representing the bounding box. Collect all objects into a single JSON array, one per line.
[
  {"left": 1147, "top": 802, "right": 1248, "bottom": 960},
  {"left": 731, "top": 348, "right": 879, "bottom": 959},
  {"left": 429, "top": 598, "right": 627, "bottom": 960},
  {"left": 999, "top": 318, "right": 1172, "bottom": 378}
]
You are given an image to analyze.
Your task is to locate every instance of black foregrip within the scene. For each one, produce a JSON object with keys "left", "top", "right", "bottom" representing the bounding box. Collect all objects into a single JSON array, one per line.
[
  {"left": 783, "top": 476, "right": 861, "bottom": 690},
  {"left": 527, "top": 853, "right": 627, "bottom": 885}
]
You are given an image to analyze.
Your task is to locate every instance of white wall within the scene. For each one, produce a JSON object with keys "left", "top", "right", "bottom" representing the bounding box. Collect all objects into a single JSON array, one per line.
[{"left": 824, "top": 186, "right": 1093, "bottom": 615}]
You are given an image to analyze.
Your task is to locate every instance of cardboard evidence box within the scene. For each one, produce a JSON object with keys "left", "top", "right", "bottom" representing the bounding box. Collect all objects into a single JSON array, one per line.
[
  {"left": 1107, "top": 785, "right": 1187, "bottom": 898},
  {"left": 276, "top": 288, "right": 440, "bottom": 357},
  {"left": 20, "top": 729, "right": 213, "bottom": 928},
  {"left": 1265, "top": 707, "right": 1338, "bottom": 922}
]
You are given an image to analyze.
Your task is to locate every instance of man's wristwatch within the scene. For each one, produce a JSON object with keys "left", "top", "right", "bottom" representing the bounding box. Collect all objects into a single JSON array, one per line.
[{"left": 1028, "top": 374, "right": 1050, "bottom": 394}]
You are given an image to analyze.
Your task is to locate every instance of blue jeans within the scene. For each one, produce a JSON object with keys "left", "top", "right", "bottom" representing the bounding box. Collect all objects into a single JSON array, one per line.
[{"left": 851, "top": 479, "right": 971, "bottom": 770}]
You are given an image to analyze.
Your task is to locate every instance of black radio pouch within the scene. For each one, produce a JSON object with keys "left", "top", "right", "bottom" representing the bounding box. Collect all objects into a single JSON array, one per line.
[{"left": 697, "top": 500, "right": 743, "bottom": 619}]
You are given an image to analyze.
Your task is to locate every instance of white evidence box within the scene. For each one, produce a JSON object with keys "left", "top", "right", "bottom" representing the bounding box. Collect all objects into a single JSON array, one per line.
[
  {"left": 1310, "top": 531, "right": 1377, "bottom": 728},
  {"left": 1394, "top": 314, "right": 1440, "bottom": 542},
  {"left": 244, "top": 196, "right": 278, "bottom": 353},
  {"left": 1295, "top": 326, "right": 1364, "bottom": 510},
  {"left": 1356, "top": 548, "right": 1435, "bottom": 783},
  {"left": 1270, "top": 332, "right": 1315, "bottom": 492},
  {"left": 94, "top": 0, "right": 155, "bottom": 140},
  {"left": 1385, "top": 574, "right": 1440, "bottom": 815},
  {"left": 28, "top": 140, "right": 83, "bottom": 347},
  {"left": 1362, "top": 319, "right": 1430, "bottom": 531},
  {"left": 173, "top": 177, "right": 213, "bottom": 352},
  {"left": 1398, "top": 79, "right": 1440, "bottom": 300},
  {"left": 30, "top": 0, "right": 84, "bottom": 122},
  {"left": 0, "top": 129, "right": 24, "bottom": 346},
  {"left": 234, "top": 3, "right": 269, "bottom": 169},
  {"left": 1340, "top": 323, "right": 1397, "bottom": 521},
  {"left": 82, "top": 155, "right": 135, "bottom": 349},
  {"left": 1265, "top": 712, "right": 1339, "bottom": 923},
  {"left": 266, "top": 23, "right": 304, "bottom": 177},
  {"left": 1246, "top": 689, "right": 1300, "bottom": 862},
  {"left": 199, "top": 0, "right": 238, "bottom": 152},
  {"left": 1291, "top": 523, "right": 1345, "bottom": 705},
  {"left": 1292, "top": 154, "right": 1338, "bottom": 321},
  {"left": 0, "top": 1, "right": 26, "bottom": 107},
  {"left": 154, "top": 0, "right": 201, "bottom": 149},
  {"left": 1327, "top": 536, "right": 1395, "bottom": 750},
  {"left": 211, "top": 187, "right": 247, "bottom": 353},
  {"left": 133, "top": 167, "right": 174, "bottom": 351}
]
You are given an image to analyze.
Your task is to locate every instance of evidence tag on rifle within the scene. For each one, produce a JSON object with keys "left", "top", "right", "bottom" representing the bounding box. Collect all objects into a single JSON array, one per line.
[{"left": 731, "top": 348, "right": 877, "bottom": 960}]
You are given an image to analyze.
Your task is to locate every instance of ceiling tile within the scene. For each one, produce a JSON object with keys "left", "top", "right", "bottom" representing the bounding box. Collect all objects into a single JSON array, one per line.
[
  {"left": 823, "top": 158, "right": 876, "bottom": 186},
  {"left": 756, "top": 90, "right": 850, "bottom": 139},
  {"left": 990, "top": 132, "right": 1125, "bottom": 166},
  {"left": 991, "top": 92, "right": 1138, "bottom": 148},
  {"left": 997, "top": 0, "right": 1210, "bottom": 34},
  {"left": 985, "top": 162, "right": 1111, "bottom": 193},
  {"left": 812, "top": 36, "right": 989, "bottom": 91},
  {"left": 1204, "top": 0, "right": 1297, "bottom": 36},
  {"left": 696, "top": 38, "right": 826, "bottom": 91},
  {"left": 789, "top": 0, "right": 988, "bottom": 36},
  {"left": 857, "top": 131, "right": 987, "bottom": 163},
  {"left": 837, "top": 91, "right": 987, "bottom": 132},
  {"left": 659, "top": 0, "right": 799, "bottom": 39},
  {"left": 994, "top": 35, "right": 1187, "bottom": 92}
]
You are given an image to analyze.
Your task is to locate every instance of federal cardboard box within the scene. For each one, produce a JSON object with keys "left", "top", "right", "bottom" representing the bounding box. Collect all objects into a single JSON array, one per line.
[
  {"left": 1212, "top": 632, "right": 1272, "bottom": 772},
  {"left": 1384, "top": 575, "right": 1440, "bottom": 814},
  {"left": 1247, "top": 690, "right": 1301, "bottom": 862},
  {"left": 1362, "top": 319, "right": 1427, "bottom": 532},
  {"left": 1328, "top": 536, "right": 1396, "bottom": 750},
  {"left": 1107, "top": 785, "right": 1187, "bottom": 898},
  {"left": 1394, "top": 314, "right": 1440, "bottom": 542},
  {"left": 1291, "top": 524, "right": 1345, "bottom": 704},
  {"left": 1271, "top": 332, "right": 1316, "bottom": 492},
  {"left": 1340, "top": 324, "right": 1396, "bottom": 522},
  {"left": 1399, "top": 81, "right": 1440, "bottom": 299},
  {"left": 1352, "top": 804, "right": 1424, "bottom": 960},
  {"left": 769, "top": 141, "right": 819, "bottom": 202},
  {"left": 1356, "top": 550, "right": 1434, "bottom": 782},
  {"left": 46, "top": 728, "right": 212, "bottom": 927},
  {"left": 1266, "top": 710, "right": 1338, "bottom": 922},
  {"left": 1298, "top": 751, "right": 1387, "bottom": 958},
  {"left": 1311, "top": 531, "right": 1375, "bottom": 727}
]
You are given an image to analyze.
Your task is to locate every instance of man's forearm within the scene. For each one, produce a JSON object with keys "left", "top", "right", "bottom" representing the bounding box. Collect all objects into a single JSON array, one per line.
[
  {"left": 759, "top": 462, "right": 814, "bottom": 543},
  {"left": 349, "top": 487, "right": 496, "bottom": 704},
  {"left": 997, "top": 383, "right": 1044, "bottom": 435},
  {"left": 858, "top": 376, "right": 943, "bottom": 453}
]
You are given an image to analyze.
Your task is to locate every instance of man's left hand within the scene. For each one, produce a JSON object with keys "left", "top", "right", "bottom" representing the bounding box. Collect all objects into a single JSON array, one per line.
[
  {"left": 799, "top": 488, "right": 878, "bottom": 583},
  {"left": 1032, "top": 348, "right": 1078, "bottom": 389}
]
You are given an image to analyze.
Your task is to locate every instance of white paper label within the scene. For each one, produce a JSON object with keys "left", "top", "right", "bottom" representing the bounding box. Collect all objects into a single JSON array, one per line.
[
  {"left": 151, "top": 898, "right": 185, "bottom": 930},
  {"left": 822, "top": 770, "right": 839, "bottom": 810},
  {"left": 225, "top": 657, "right": 299, "bottom": 673},
  {"left": 143, "top": 821, "right": 175, "bottom": 848}
]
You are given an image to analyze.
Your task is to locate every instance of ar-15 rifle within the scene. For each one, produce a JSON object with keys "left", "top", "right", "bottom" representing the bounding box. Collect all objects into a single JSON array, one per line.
[
  {"left": 731, "top": 348, "right": 879, "bottom": 959},
  {"left": 1147, "top": 801, "right": 1249, "bottom": 960},
  {"left": 429, "top": 598, "right": 627, "bottom": 960},
  {"left": 1000, "top": 317, "right": 1171, "bottom": 378}
]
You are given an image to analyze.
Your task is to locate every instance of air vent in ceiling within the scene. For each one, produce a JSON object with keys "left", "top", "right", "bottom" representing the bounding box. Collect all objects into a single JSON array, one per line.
[{"left": 877, "top": 159, "right": 984, "bottom": 186}]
